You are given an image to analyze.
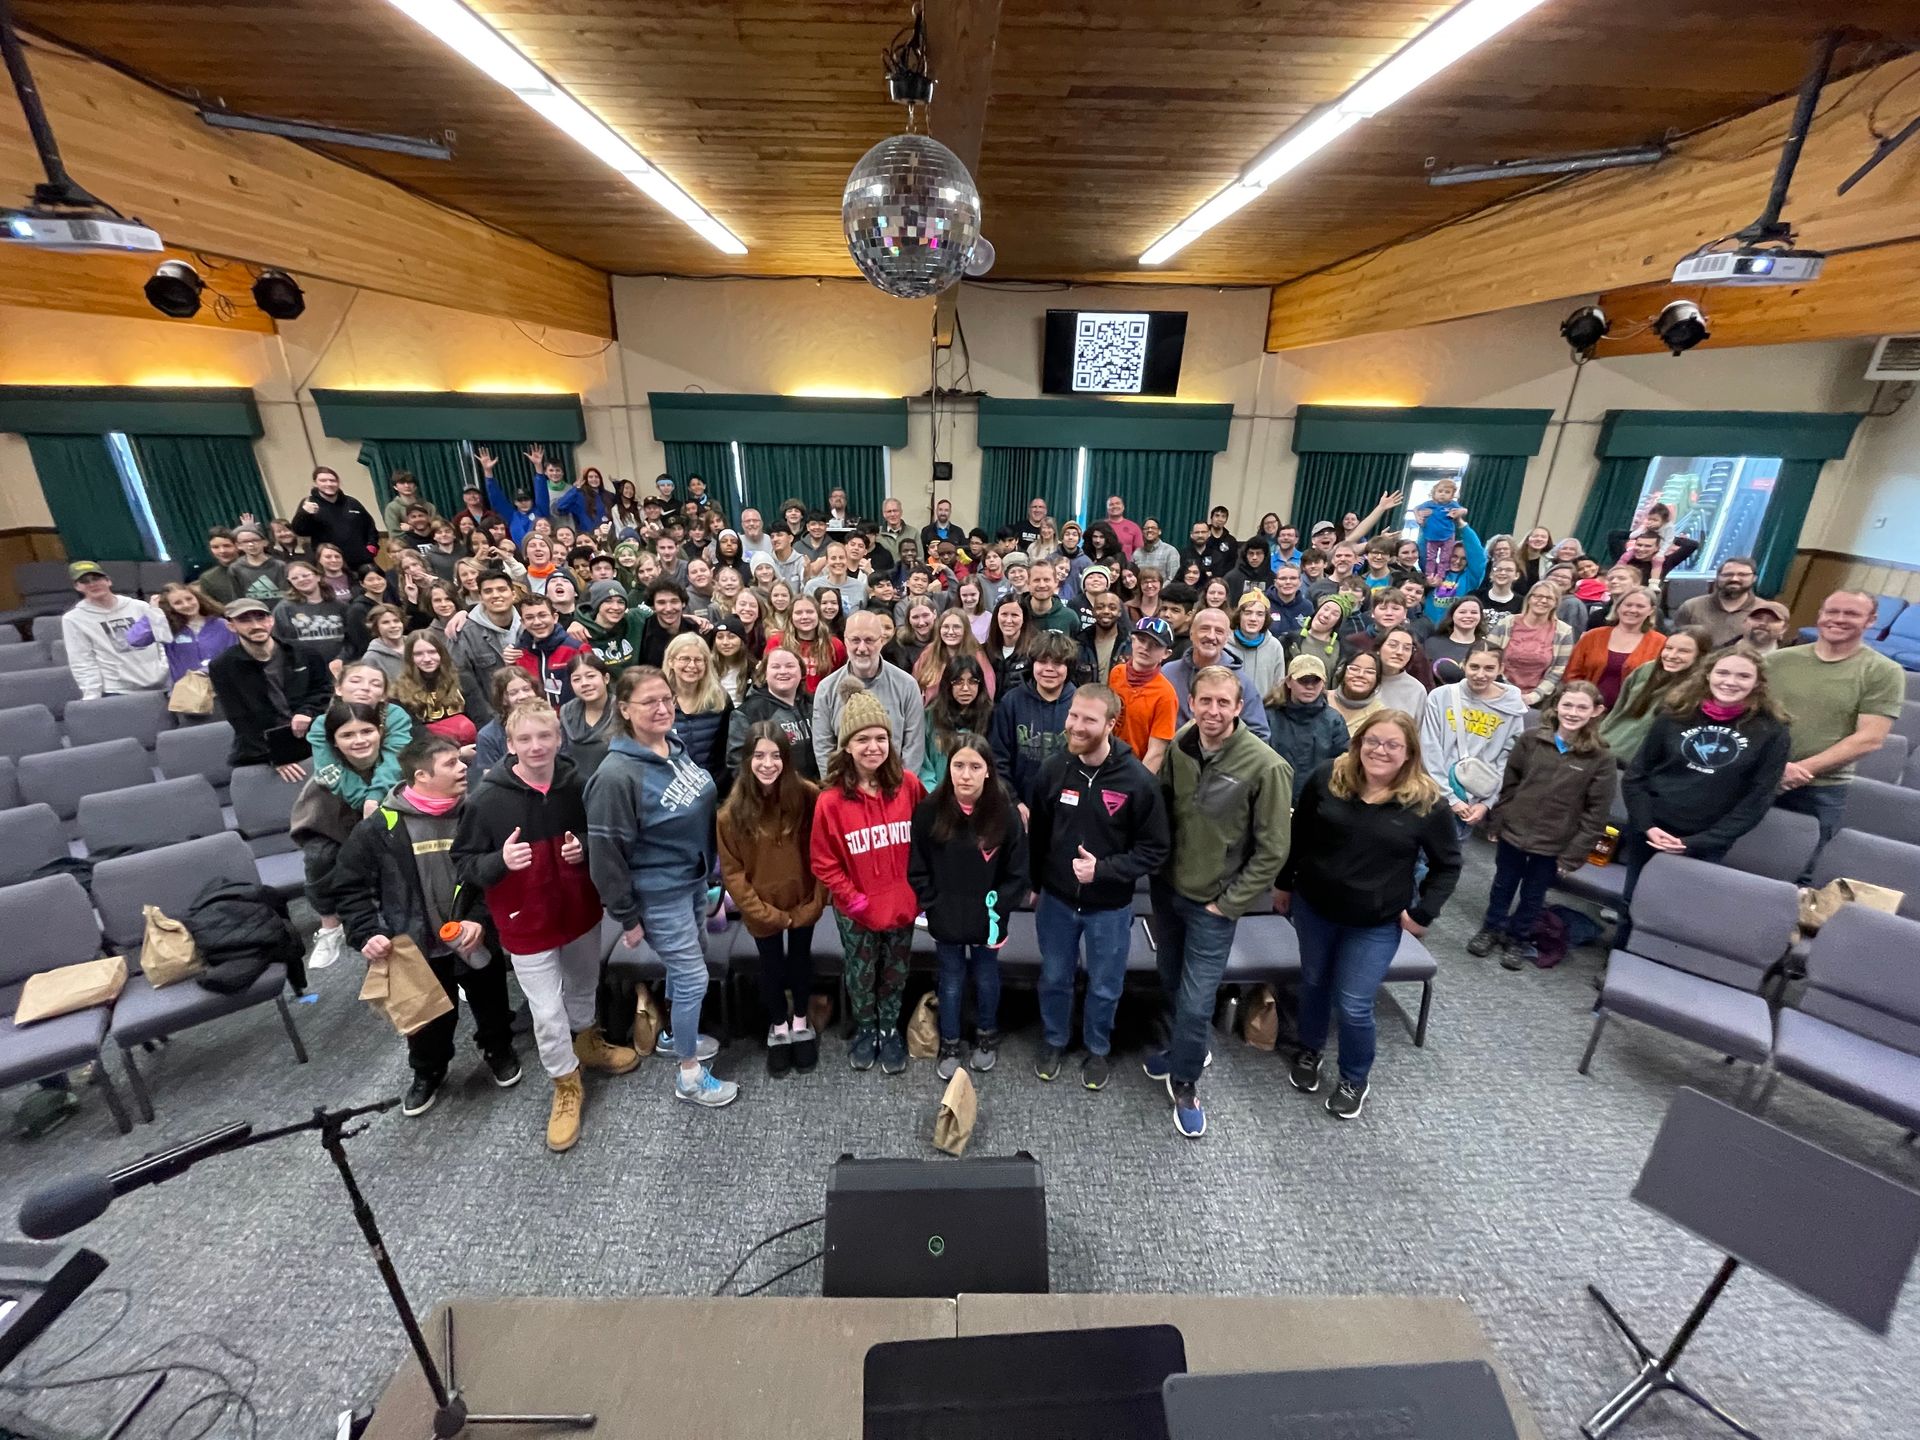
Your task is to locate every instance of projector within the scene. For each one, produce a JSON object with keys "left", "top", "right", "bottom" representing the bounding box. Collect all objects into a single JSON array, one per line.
[
  {"left": 1, "top": 208, "right": 164, "bottom": 253},
  {"left": 1670, "top": 247, "right": 1824, "bottom": 286}
]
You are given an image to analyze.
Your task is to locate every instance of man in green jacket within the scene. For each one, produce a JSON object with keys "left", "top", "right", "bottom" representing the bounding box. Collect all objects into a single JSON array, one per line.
[{"left": 1146, "top": 664, "right": 1293, "bottom": 1138}]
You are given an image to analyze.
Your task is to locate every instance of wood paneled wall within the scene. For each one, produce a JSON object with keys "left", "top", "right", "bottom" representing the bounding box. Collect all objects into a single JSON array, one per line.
[
  {"left": 0, "top": 527, "right": 64, "bottom": 609},
  {"left": 1781, "top": 550, "right": 1920, "bottom": 626}
]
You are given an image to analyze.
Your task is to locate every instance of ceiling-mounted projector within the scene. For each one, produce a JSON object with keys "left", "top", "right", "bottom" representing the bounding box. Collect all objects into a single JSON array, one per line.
[
  {"left": 1671, "top": 246, "right": 1825, "bottom": 286},
  {"left": 2, "top": 209, "right": 164, "bottom": 253}
]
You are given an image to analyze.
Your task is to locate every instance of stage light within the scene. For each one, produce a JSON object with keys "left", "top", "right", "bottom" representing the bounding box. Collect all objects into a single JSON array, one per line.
[
  {"left": 1652, "top": 300, "right": 1709, "bottom": 356},
  {"left": 143, "top": 260, "right": 205, "bottom": 319},
  {"left": 1560, "top": 305, "right": 1610, "bottom": 357},
  {"left": 251, "top": 270, "right": 306, "bottom": 320}
]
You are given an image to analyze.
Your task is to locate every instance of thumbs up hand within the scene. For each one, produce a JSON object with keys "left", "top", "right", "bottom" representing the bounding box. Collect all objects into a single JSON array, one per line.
[
  {"left": 560, "top": 830, "right": 585, "bottom": 865},
  {"left": 502, "top": 826, "right": 533, "bottom": 872},
  {"left": 1072, "top": 845, "right": 1098, "bottom": 885}
]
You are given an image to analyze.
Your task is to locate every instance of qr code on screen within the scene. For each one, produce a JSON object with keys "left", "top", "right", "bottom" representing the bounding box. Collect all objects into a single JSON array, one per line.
[{"left": 1073, "top": 312, "right": 1150, "bottom": 394}]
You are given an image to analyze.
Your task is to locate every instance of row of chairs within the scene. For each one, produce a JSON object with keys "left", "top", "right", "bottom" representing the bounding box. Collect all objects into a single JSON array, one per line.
[
  {"left": 0, "top": 637, "right": 68, "bottom": 674},
  {"left": 1580, "top": 855, "right": 1919, "bottom": 1139},
  {"left": 1, "top": 561, "right": 184, "bottom": 628}
]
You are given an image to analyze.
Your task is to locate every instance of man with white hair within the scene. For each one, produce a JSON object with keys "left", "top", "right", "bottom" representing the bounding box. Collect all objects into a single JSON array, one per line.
[
  {"left": 737, "top": 507, "right": 773, "bottom": 564},
  {"left": 1162, "top": 608, "right": 1270, "bottom": 741},
  {"left": 812, "top": 609, "right": 925, "bottom": 776}
]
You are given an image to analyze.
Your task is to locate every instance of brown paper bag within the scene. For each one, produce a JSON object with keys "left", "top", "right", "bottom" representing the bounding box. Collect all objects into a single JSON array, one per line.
[
  {"left": 1797, "top": 877, "right": 1905, "bottom": 935},
  {"left": 166, "top": 669, "right": 215, "bottom": 715},
  {"left": 807, "top": 992, "right": 834, "bottom": 1034},
  {"left": 14, "top": 955, "right": 129, "bottom": 1025},
  {"left": 632, "top": 982, "right": 663, "bottom": 1058},
  {"left": 905, "top": 992, "right": 940, "bottom": 1059},
  {"left": 1242, "top": 984, "right": 1279, "bottom": 1051},
  {"left": 932, "top": 1067, "right": 977, "bottom": 1157},
  {"left": 139, "top": 904, "right": 202, "bottom": 987},
  {"left": 358, "top": 935, "right": 453, "bottom": 1036}
]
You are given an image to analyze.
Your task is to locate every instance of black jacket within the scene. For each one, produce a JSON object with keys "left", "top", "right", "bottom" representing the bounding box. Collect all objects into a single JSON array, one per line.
[
  {"left": 334, "top": 795, "right": 490, "bottom": 957},
  {"left": 1028, "top": 738, "right": 1170, "bottom": 911},
  {"left": 183, "top": 876, "right": 305, "bottom": 994},
  {"left": 1487, "top": 729, "right": 1617, "bottom": 867},
  {"left": 728, "top": 686, "right": 816, "bottom": 778},
  {"left": 290, "top": 487, "right": 381, "bottom": 563},
  {"left": 208, "top": 640, "right": 332, "bottom": 766},
  {"left": 637, "top": 614, "right": 698, "bottom": 669},
  {"left": 908, "top": 788, "right": 1029, "bottom": 946},
  {"left": 1280, "top": 760, "right": 1461, "bottom": 928},
  {"left": 1624, "top": 706, "right": 1790, "bottom": 859}
]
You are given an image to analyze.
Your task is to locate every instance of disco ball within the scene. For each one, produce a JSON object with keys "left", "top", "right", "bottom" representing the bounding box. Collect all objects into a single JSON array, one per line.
[{"left": 842, "top": 133, "right": 982, "bottom": 300}]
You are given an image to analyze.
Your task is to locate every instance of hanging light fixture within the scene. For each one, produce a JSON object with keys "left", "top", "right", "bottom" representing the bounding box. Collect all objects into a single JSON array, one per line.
[{"left": 841, "top": 2, "right": 982, "bottom": 301}]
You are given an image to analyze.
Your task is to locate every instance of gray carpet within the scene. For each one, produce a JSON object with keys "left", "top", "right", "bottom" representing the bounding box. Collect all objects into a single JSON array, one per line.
[{"left": 3, "top": 842, "right": 1917, "bottom": 1439}]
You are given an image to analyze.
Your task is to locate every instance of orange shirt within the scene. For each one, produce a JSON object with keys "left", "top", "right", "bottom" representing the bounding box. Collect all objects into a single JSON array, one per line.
[{"left": 1107, "top": 662, "right": 1178, "bottom": 760}]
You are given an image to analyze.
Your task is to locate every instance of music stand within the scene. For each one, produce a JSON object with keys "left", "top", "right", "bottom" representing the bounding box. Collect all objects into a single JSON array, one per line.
[{"left": 1583, "top": 1088, "right": 1920, "bottom": 1439}]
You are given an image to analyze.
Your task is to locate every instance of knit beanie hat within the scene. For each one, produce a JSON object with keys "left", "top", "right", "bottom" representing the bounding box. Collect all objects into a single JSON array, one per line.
[
  {"left": 587, "top": 578, "right": 628, "bottom": 613},
  {"left": 836, "top": 681, "right": 893, "bottom": 747}
]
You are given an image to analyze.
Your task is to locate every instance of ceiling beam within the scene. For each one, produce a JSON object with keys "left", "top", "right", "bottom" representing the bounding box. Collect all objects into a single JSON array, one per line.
[
  {"left": 1591, "top": 240, "right": 1920, "bottom": 356},
  {"left": 1264, "top": 51, "right": 1920, "bottom": 352},
  {"left": 0, "top": 244, "right": 277, "bottom": 332},
  {"left": 0, "top": 40, "right": 614, "bottom": 338},
  {"left": 925, "top": 0, "right": 1003, "bottom": 348}
]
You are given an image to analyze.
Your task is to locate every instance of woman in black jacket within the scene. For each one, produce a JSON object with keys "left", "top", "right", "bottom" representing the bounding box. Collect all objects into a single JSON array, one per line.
[
  {"left": 1276, "top": 709, "right": 1461, "bottom": 1121},
  {"left": 908, "top": 731, "right": 1028, "bottom": 1081},
  {"left": 1621, "top": 647, "right": 1790, "bottom": 906}
]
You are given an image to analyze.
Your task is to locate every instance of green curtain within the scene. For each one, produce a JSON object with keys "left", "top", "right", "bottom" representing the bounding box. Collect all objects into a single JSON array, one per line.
[
  {"left": 664, "top": 440, "right": 737, "bottom": 517},
  {"left": 980, "top": 448, "right": 1077, "bottom": 536},
  {"left": 131, "top": 435, "right": 273, "bottom": 574},
  {"left": 1461, "top": 452, "right": 1526, "bottom": 541},
  {"left": 1289, "top": 451, "right": 1410, "bottom": 537},
  {"left": 1572, "top": 456, "right": 1651, "bottom": 559},
  {"left": 738, "top": 444, "right": 885, "bottom": 526},
  {"left": 27, "top": 434, "right": 147, "bottom": 561},
  {"left": 356, "top": 439, "right": 474, "bottom": 520},
  {"left": 1086, "top": 450, "right": 1215, "bottom": 539},
  {"left": 472, "top": 439, "right": 573, "bottom": 519},
  {"left": 1752, "top": 459, "right": 1822, "bottom": 597}
]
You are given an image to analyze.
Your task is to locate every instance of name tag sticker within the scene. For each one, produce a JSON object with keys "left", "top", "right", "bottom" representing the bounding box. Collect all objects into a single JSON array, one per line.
[{"left": 1060, "top": 789, "right": 1081, "bottom": 807}]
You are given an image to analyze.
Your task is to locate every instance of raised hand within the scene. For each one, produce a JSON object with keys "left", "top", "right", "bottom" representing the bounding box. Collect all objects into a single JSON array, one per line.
[
  {"left": 502, "top": 825, "right": 534, "bottom": 871},
  {"left": 560, "top": 831, "right": 584, "bottom": 865},
  {"left": 524, "top": 443, "right": 546, "bottom": 470},
  {"left": 474, "top": 447, "right": 497, "bottom": 472}
]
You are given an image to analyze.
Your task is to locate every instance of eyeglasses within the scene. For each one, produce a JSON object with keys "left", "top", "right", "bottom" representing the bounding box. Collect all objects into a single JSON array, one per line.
[{"left": 1360, "top": 736, "right": 1406, "bottom": 753}]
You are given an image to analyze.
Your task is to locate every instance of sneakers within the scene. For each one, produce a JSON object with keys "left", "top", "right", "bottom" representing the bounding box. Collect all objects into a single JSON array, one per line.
[
  {"left": 1288, "top": 1048, "right": 1324, "bottom": 1093},
  {"left": 879, "top": 1032, "right": 908, "bottom": 1075},
  {"left": 1142, "top": 1049, "right": 1213, "bottom": 1083},
  {"left": 308, "top": 924, "right": 348, "bottom": 971},
  {"left": 849, "top": 1028, "right": 878, "bottom": 1071},
  {"left": 654, "top": 1031, "right": 720, "bottom": 1062},
  {"left": 936, "top": 1038, "right": 964, "bottom": 1081},
  {"left": 790, "top": 1024, "right": 819, "bottom": 1073},
  {"left": 547, "top": 1071, "right": 584, "bottom": 1152},
  {"left": 1081, "top": 1052, "right": 1110, "bottom": 1090},
  {"left": 1466, "top": 927, "right": 1506, "bottom": 958},
  {"left": 674, "top": 1064, "right": 739, "bottom": 1108},
  {"left": 402, "top": 1072, "right": 441, "bottom": 1117},
  {"left": 969, "top": 1030, "right": 998, "bottom": 1072},
  {"left": 1171, "top": 1082, "right": 1206, "bottom": 1138},
  {"left": 1504, "top": 941, "right": 1539, "bottom": 971},
  {"left": 484, "top": 1050, "right": 523, "bottom": 1088},
  {"left": 1327, "top": 1079, "right": 1369, "bottom": 1120},
  {"left": 767, "top": 1027, "right": 794, "bottom": 1078},
  {"left": 1034, "top": 1046, "right": 1065, "bottom": 1082},
  {"left": 573, "top": 1026, "right": 640, "bottom": 1075}
]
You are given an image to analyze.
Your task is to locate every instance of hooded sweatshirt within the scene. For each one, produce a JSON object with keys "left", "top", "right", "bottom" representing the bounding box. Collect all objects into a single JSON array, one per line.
[
  {"left": 1029, "top": 738, "right": 1171, "bottom": 912},
  {"left": 450, "top": 604, "right": 522, "bottom": 720},
  {"left": 1623, "top": 705, "right": 1790, "bottom": 859},
  {"left": 809, "top": 773, "right": 927, "bottom": 932},
  {"left": 909, "top": 788, "right": 1030, "bottom": 946},
  {"left": 585, "top": 734, "right": 718, "bottom": 928},
  {"left": 989, "top": 677, "right": 1078, "bottom": 806},
  {"left": 1161, "top": 720, "right": 1293, "bottom": 918},
  {"left": 126, "top": 609, "right": 236, "bottom": 684},
  {"left": 727, "top": 685, "right": 817, "bottom": 778},
  {"left": 1263, "top": 692, "right": 1350, "bottom": 783},
  {"left": 718, "top": 785, "right": 827, "bottom": 939},
  {"left": 453, "top": 754, "right": 603, "bottom": 953},
  {"left": 1419, "top": 679, "right": 1530, "bottom": 806},
  {"left": 1266, "top": 588, "right": 1315, "bottom": 638},
  {"left": 560, "top": 696, "right": 616, "bottom": 778},
  {"left": 1162, "top": 651, "right": 1271, "bottom": 742},
  {"left": 1226, "top": 539, "right": 1272, "bottom": 605},
  {"left": 63, "top": 594, "right": 168, "bottom": 698},
  {"left": 1225, "top": 626, "right": 1286, "bottom": 702},
  {"left": 289, "top": 486, "right": 380, "bottom": 563},
  {"left": 333, "top": 786, "right": 479, "bottom": 960},
  {"left": 514, "top": 626, "right": 581, "bottom": 708}
]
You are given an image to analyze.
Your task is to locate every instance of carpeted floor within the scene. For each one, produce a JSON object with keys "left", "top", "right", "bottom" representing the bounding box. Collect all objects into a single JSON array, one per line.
[{"left": 2, "top": 842, "right": 1916, "bottom": 1440}]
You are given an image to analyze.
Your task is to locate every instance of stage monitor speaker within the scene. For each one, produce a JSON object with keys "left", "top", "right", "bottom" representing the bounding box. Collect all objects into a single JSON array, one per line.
[{"left": 824, "top": 1154, "right": 1048, "bottom": 1298}]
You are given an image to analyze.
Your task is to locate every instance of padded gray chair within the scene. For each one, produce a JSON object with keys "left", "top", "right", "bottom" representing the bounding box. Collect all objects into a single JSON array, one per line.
[
  {"left": 78, "top": 776, "right": 225, "bottom": 857},
  {"left": 64, "top": 690, "right": 171, "bottom": 752},
  {"left": 1722, "top": 806, "right": 1822, "bottom": 886},
  {"left": 156, "top": 720, "right": 235, "bottom": 797},
  {"left": 138, "top": 560, "right": 183, "bottom": 595},
  {"left": 0, "top": 645, "right": 55, "bottom": 674},
  {"left": 1857, "top": 732, "right": 1909, "bottom": 785},
  {"left": 0, "top": 874, "right": 134, "bottom": 1134},
  {"left": 46, "top": 640, "right": 66, "bottom": 668},
  {"left": 1843, "top": 777, "right": 1920, "bottom": 848},
  {"left": 1579, "top": 855, "right": 1798, "bottom": 1078},
  {"left": 18, "top": 738, "right": 159, "bottom": 836},
  {"left": 1896, "top": 701, "right": 1920, "bottom": 749},
  {"left": 1760, "top": 906, "right": 1920, "bottom": 1134},
  {"left": 228, "top": 764, "right": 300, "bottom": 857},
  {"left": 0, "top": 756, "right": 16, "bottom": 810},
  {"left": 1217, "top": 911, "right": 1438, "bottom": 1047},
  {"left": 0, "top": 703, "right": 60, "bottom": 761},
  {"left": 29, "top": 614, "right": 63, "bottom": 645},
  {"left": 0, "top": 666, "right": 81, "bottom": 721},
  {"left": 1554, "top": 785, "right": 1632, "bottom": 908},
  {"left": 0, "top": 627, "right": 19, "bottom": 644},
  {"left": 100, "top": 562, "right": 142, "bottom": 595},
  {"left": 0, "top": 803, "right": 67, "bottom": 885},
  {"left": 1809, "top": 830, "right": 1920, "bottom": 922},
  {"left": 95, "top": 832, "right": 308, "bottom": 1122}
]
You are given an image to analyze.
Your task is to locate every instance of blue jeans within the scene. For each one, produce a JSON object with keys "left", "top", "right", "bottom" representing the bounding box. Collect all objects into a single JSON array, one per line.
[
  {"left": 935, "top": 943, "right": 1002, "bottom": 1041},
  {"left": 1774, "top": 783, "right": 1850, "bottom": 883},
  {"left": 1292, "top": 892, "right": 1401, "bottom": 1087},
  {"left": 635, "top": 881, "right": 709, "bottom": 1062},
  {"left": 1150, "top": 883, "right": 1237, "bottom": 1085},
  {"left": 1035, "top": 892, "right": 1133, "bottom": 1056},
  {"left": 1484, "top": 840, "right": 1558, "bottom": 941}
]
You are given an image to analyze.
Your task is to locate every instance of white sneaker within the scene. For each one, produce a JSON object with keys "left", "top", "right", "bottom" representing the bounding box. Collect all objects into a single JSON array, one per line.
[
  {"left": 655, "top": 1031, "right": 720, "bottom": 1062},
  {"left": 309, "top": 926, "right": 348, "bottom": 971},
  {"left": 675, "top": 1065, "right": 739, "bottom": 1108}
]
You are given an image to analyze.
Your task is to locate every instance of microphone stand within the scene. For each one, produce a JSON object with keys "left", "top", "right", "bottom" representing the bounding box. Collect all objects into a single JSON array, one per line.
[{"left": 124, "top": 1100, "right": 596, "bottom": 1439}]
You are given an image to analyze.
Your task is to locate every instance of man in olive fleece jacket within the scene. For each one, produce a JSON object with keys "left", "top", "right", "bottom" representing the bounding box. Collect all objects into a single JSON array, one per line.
[{"left": 1148, "top": 664, "right": 1293, "bottom": 1125}]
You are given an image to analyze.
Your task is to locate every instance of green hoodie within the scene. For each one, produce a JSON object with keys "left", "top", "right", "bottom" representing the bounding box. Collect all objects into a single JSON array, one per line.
[
  {"left": 1160, "top": 719, "right": 1293, "bottom": 918},
  {"left": 576, "top": 604, "right": 653, "bottom": 675}
]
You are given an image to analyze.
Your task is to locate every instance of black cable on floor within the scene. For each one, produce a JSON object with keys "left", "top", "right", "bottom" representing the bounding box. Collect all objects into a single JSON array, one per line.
[
  {"left": 738, "top": 1250, "right": 825, "bottom": 1298},
  {"left": 712, "top": 1214, "right": 823, "bottom": 1296}
]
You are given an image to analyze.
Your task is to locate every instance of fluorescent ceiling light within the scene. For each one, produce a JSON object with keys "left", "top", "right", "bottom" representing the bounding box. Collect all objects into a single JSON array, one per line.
[
  {"left": 1140, "top": 0, "right": 1552, "bottom": 266},
  {"left": 382, "top": 0, "right": 746, "bottom": 255}
]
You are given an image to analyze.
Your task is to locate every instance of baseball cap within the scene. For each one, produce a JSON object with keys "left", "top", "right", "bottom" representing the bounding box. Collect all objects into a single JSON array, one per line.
[
  {"left": 1749, "top": 599, "right": 1790, "bottom": 620},
  {"left": 1133, "top": 616, "right": 1175, "bottom": 652},
  {"left": 225, "top": 596, "right": 272, "bottom": 619},
  {"left": 68, "top": 561, "right": 108, "bottom": 581},
  {"left": 1287, "top": 653, "right": 1327, "bottom": 681},
  {"left": 716, "top": 614, "right": 748, "bottom": 639},
  {"left": 1310, "top": 520, "right": 1337, "bottom": 536}
]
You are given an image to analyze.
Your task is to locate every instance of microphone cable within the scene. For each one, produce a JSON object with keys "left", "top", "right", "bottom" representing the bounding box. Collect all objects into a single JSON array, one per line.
[{"left": 713, "top": 1214, "right": 824, "bottom": 1296}]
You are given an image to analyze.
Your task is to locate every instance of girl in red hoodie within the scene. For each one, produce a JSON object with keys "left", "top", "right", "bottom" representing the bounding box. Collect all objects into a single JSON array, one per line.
[{"left": 809, "top": 683, "right": 924, "bottom": 1075}]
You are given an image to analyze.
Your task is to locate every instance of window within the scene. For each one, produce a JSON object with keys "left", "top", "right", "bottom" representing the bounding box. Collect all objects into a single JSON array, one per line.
[
  {"left": 1634, "top": 454, "right": 1781, "bottom": 578},
  {"left": 104, "top": 431, "right": 169, "bottom": 561},
  {"left": 1396, "top": 451, "right": 1469, "bottom": 539}
]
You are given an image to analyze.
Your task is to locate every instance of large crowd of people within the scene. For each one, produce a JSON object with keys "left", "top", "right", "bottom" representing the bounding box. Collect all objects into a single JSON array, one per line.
[{"left": 51, "top": 459, "right": 1906, "bottom": 1145}]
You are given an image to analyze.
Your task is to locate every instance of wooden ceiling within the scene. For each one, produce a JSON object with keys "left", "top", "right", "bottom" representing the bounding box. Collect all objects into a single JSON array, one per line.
[{"left": 16, "top": 1, "right": 1920, "bottom": 287}]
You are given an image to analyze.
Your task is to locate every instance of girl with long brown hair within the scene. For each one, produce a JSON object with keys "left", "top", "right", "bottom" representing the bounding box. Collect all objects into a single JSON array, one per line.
[
  {"left": 1598, "top": 625, "right": 1713, "bottom": 763},
  {"left": 395, "top": 628, "right": 476, "bottom": 745}
]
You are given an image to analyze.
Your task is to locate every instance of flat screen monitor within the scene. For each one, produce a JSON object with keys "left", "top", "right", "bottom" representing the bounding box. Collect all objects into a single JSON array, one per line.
[{"left": 1043, "top": 309, "right": 1188, "bottom": 396}]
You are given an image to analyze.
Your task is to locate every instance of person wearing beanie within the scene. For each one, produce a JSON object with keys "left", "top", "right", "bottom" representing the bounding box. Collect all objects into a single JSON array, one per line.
[
  {"left": 809, "top": 681, "right": 926, "bottom": 1074},
  {"left": 577, "top": 579, "right": 649, "bottom": 676}
]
